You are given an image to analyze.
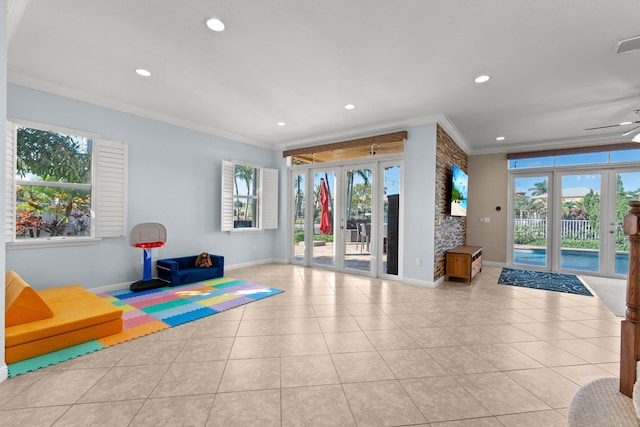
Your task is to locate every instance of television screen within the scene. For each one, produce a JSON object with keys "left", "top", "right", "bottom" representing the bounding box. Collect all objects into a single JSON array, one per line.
[{"left": 450, "top": 165, "right": 468, "bottom": 217}]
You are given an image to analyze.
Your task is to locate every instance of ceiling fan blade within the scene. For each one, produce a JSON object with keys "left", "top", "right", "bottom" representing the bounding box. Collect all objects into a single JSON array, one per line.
[
  {"left": 623, "top": 124, "right": 640, "bottom": 136},
  {"left": 584, "top": 124, "right": 623, "bottom": 130},
  {"left": 585, "top": 120, "right": 640, "bottom": 131}
]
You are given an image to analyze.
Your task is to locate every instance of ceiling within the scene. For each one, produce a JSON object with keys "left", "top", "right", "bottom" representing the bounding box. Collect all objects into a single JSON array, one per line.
[{"left": 7, "top": 0, "right": 640, "bottom": 155}]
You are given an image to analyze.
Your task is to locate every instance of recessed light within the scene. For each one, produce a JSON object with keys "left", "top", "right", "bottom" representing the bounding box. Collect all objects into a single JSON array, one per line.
[
  {"left": 135, "top": 68, "right": 151, "bottom": 77},
  {"left": 344, "top": 104, "right": 356, "bottom": 110},
  {"left": 206, "top": 18, "right": 226, "bottom": 32},
  {"left": 276, "top": 122, "right": 286, "bottom": 126},
  {"left": 620, "top": 121, "right": 633, "bottom": 126},
  {"left": 496, "top": 136, "right": 505, "bottom": 141},
  {"left": 633, "top": 133, "right": 640, "bottom": 143},
  {"left": 474, "top": 75, "right": 490, "bottom": 84}
]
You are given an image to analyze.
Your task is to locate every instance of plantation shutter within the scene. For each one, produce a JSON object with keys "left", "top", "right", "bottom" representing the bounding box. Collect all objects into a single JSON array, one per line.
[
  {"left": 5, "top": 121, "right": 16, "bottom": 242},
  {"left": 261, "top": 167, "right": 278, "bottom": 230},
  {"left": 221, "top": 160, "right": 234, "bottom": 232},
  {"left": 94, "top": 139, "right": 128, "bottom": 237}
]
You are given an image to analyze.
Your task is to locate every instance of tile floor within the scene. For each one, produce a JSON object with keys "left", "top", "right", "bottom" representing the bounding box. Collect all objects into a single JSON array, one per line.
[{"left": 0, "top": 264, "right": 623, "bottom": 426}]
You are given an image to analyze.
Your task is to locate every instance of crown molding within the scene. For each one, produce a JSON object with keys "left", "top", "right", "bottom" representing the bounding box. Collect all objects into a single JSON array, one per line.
[
  {"left": 276, "top": 113, "right": 470, "bottom": 153},
  {"left": 435, "top": 114, "right": 471, "bottom": 154},
  {"left": 9, "top": 76, "right": 474, "bottom": 154},
  {"left": 7, "top": 78, "right": 276, "bottom": 149},
  {"left": 469, "top": 133, "right": 634, "bottom": 156}
]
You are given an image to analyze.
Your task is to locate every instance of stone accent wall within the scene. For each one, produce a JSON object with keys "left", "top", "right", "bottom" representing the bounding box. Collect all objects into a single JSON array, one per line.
[{"left": 434, "top": 125, "right": 468, "bottom": 280}]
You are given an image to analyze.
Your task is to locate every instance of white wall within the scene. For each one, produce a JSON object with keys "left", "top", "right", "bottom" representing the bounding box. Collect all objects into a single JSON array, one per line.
[
  {"left": 6, "top": 84, "right": 285, "bottom": 290},
  {"left": 1, "top": 0, "right": 9, "bottom": 382},
  {"left": 274, "top": 153, "right": 290, "bottom": 262},
  {"left": 6, "top": 85, "right": 445, "bottom": 291},
  {"left": 402, "top": 124, "right": 437, "bottom": 285}
]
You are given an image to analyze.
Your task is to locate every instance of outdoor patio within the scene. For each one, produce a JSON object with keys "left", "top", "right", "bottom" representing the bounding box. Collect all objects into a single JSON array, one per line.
[{"left": 294, "top": 241, "right": 379, "bottom": 272}]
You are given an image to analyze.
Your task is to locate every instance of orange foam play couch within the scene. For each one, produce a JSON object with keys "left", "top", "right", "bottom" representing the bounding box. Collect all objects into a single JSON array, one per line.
[{"left": 5, "top": 271, "right": 123, "bottom": 364}]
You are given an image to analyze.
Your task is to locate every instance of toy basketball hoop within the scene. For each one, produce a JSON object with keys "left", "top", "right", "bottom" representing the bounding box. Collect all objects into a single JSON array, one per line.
[{"left": 129, "top": 223, "right": 167, "bottom": 292}]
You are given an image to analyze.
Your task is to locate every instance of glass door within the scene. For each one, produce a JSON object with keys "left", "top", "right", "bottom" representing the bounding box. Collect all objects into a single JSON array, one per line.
[
  {"left": 608, "top": 170, "right": 640, "bottom": 276},
  {"left": 554, "top": 169, "right": 640, "bottom": 277},
  {"left": 312, "top": 170, "right": 338, "bottom": 268},
  {"left": 291, "top": 171, "right": 306, "bottom": 265},
  {"left": 511, "top": 174, "right": 551, "bottom": 269},
  {"left": 343, "top": 166, "right": 373, "bottom": 275},
  {"left": 380, "top": 163, "right": 401, "bottom": 277},
  {"left": 290, "top": 160, "right": 402, "bottom": 278},
  {"left": 555, "top": 173, "right": 601, "bottom": 273}
]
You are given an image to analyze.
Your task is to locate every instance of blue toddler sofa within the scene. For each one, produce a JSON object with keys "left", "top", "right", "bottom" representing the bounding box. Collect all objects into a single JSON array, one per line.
[{"left": 157, "top": 253, "right": 224, "bottom": 286}]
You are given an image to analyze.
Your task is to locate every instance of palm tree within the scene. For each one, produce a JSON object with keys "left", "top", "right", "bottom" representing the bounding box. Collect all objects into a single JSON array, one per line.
[
  {"left": 294, "top": 174, "right": 304, "bottom": 222},
  {"left": 346, "top": 169, "right": 371, "bottom": 220},
  {"left": 234, "top": 165, "right": 254, "bottom": 220},
  {"left": 528, "top": 180, "right": 547, "bottom": 196}
]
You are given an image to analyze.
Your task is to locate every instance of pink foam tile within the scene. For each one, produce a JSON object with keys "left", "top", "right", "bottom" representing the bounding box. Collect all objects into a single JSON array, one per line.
[
  {"left": 122, "top": 309, "right": 146, "bottom": 320},
  {"left": 120, "top": 290, "right": 172, "bottom": 305},
  {"left": 123, "top": 313, "right": 164, "bottom": 329},
  {"left": 129, "top": 293, "right": 179, "bottom": 308}
]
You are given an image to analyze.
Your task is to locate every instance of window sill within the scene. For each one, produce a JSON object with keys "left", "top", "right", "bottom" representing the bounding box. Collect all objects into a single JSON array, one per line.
[
  {"left": 8, "top": 236, "right": 102, "bottom": 249},
  {"left": 229, "top": 228, "right": 264, "bottom": 234}
]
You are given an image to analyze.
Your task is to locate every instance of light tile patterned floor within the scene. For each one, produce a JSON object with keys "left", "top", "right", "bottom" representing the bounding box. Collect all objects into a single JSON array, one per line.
[{"left": 0, "top": 264, "right": 623, "bottom": 426}]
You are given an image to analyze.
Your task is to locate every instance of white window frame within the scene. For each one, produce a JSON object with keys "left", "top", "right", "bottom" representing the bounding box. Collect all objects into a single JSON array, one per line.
[
  {"left": 221, "top": 160, "right": 278, "bottom": 232},
  {"left": 6, "top": 120, "right": 128, "bottom": 247}
]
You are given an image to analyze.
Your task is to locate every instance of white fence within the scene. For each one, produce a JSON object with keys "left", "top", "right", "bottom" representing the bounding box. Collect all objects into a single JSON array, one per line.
[{"left": 514, "top": 219, "right": 600, "bottom": 239}]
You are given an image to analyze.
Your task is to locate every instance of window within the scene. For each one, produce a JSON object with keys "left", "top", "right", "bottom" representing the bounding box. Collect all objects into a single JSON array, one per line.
[
  {"left": 221, "top": 160, "right": 278, "bottom": 231},
  {"left": 283, "top": 131, "right": 406, "bottom": 165},
  {"left": 508, "top": 144, "right": 640, "bottom": 169},
  {"left": 611, "top": 149, "right": 640, "bottom": 163},
  {"left": 15, "top": 125, "right": 92, "bottom": 239},
  {"left": 6, "top": 121, "right": 128, "bottom": 243},
  {"left": 233, "top": 164, "right": 258, "bottom": 228}
]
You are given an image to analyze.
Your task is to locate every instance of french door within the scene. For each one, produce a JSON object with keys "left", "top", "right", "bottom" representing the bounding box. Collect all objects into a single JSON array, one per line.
[
  {"left": 343, "top": 165, "right": 374, "bottom": 275},
  {"left": 511, "top": 173, "right": 552, "bottom": 270},
  {"left": 290, "top": 160, "right": 402, "bottom": 278},
  {"left": 605, "top": 169, "right": 640, "bottom": 276},
  {"left": 510, "top": 168, "right": 640, "bottom": 277}
]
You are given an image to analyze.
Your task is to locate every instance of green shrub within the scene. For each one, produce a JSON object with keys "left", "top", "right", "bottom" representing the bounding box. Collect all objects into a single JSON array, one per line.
[
  {"left": 313, "top": 234, "right": 334, "bottom": 243},
  {"left": 560, "top": 239, "right": 599, "bottom": 250}
]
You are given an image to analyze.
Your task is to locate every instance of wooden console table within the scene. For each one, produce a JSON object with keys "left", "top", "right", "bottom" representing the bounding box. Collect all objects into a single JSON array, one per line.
[{"left": 445, "top": 245, "right": 482, "bottom": 283}]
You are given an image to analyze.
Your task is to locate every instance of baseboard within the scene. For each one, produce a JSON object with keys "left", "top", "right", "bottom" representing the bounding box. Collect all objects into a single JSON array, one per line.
[
  {"left": 483, "top": 261, "right": 507, "bottom": 268},
  {"left": 86, "top": 259, "right": 288, "bottom": 294},
  {"left": 90, "top": 281, "right": 131, "bottom": 294},
  {"left": 0, "top": 363, "right": 8, "bottom": 384},
  {"left": 226, "top": 258, "right": 288, "bottom": 271},
  {"left": 402, "top": 277, "right": 439, "bottom": 288}
]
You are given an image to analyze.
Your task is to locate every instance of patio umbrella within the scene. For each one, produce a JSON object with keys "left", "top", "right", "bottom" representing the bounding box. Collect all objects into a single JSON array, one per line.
[{"left": 320, "top": 178, "right": 332, "bottom": 234}]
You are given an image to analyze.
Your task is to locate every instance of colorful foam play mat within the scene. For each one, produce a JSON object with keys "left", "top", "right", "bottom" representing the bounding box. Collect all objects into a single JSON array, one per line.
[
  {"left": 8, "top": 277, "right": 283, "bottom": 377},
  {"left": 498, "top": 268, "right": 593, "bottom": 297}
]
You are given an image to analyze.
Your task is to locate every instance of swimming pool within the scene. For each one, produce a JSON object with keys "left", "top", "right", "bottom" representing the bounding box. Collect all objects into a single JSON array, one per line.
[{"left": 514, "top": 248, "right": 629, "bottom": 275}]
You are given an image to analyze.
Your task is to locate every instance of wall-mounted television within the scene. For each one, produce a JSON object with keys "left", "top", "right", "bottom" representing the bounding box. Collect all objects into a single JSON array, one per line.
[{"left": 450, "top": 164, "right": 468, "bottom": 217}]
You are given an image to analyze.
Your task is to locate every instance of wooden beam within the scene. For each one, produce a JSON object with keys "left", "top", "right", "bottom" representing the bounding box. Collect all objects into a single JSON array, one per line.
[{"left": 282, "top": 131, "right": 408, "bottom": 158}]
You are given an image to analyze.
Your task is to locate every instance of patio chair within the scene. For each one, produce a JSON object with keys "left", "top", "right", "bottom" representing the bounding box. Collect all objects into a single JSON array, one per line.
[{"left": 356, "top": 222, "right": 370, "bottom": 253}]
